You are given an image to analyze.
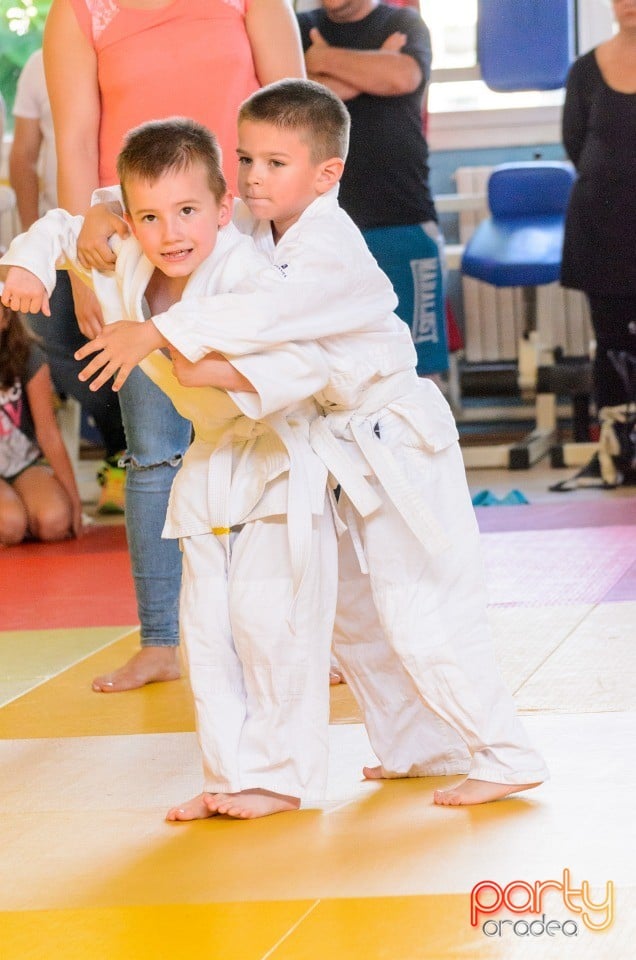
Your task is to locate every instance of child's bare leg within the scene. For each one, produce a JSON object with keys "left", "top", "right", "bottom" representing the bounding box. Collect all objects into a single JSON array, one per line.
[
  {"left": 13, "top": 465, "right": 73, "bottom": 542},
  {"left": 0, "top": 478, "right": 28, "bottom": 545},
  {"left": 204, "top": 789, "right": 300, "bottom": 819},
  {"left": 165, "top": 793, "right": 216, "bottom": 822},
  {"left": 92, "top": 646, "right": 181, "bottom": 692},
  {"left": 433, "top": 779, "right": 542, "bottom": 806}
]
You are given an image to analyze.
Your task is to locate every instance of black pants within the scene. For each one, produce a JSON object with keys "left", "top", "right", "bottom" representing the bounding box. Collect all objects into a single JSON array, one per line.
[{"left": 587, "top": 294, "right": 636, "bottom": 410}]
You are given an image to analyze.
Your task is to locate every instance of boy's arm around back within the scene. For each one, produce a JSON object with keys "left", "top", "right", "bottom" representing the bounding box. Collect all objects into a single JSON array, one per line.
[{"left": 228, "top": 341, "right": 330, "bottom": 418}]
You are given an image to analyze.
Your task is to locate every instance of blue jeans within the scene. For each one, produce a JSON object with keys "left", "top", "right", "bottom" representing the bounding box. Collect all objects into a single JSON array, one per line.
[
  {"left": 119, "top": 367, "right": 191, "bottom": 647},
  {"left": 29, "top": 271, "right": 126, "bottom": 459}
]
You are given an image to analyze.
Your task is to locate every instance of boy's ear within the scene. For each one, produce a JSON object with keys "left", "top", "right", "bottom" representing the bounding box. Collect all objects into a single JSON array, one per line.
[
  {"left": 315, "top": 156, "right": 345, "bottom": 195},
  {"left": 123, "top": 211, "right": 136, "bottom": 236},
  {"left": 217, "top": 191, "right": 233, "bottom": 227}
]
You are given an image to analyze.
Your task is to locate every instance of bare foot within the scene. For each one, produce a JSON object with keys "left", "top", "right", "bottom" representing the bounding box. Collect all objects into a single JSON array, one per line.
[
  {"left": 433, "top": 778, "right": 542, "bottom": 806},
  {"left": 204, "top": 789, "right": 300, "bottom": 819},
  {"left": 363, "top": 764, "right": 389, "bottom": 780},
  {"left": 165, "top": 793, "right": 217, "bottom": 822},
  {"left": 329, "top": 669, "right": 345, "bottom": 685},
  {"left": 92, "top": 646, "right": 180, "bottom": 692}
]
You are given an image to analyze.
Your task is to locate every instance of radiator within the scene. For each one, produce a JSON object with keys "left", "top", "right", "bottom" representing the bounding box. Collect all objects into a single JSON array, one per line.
[{"left": 454, "top": 165, "right": 592, "bottom": 363}]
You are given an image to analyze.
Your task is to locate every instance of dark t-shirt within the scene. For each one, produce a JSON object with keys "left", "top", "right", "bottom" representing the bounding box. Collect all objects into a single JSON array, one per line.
[
  {"left": 297, "top": 5, "right": 437, "bottom": 230},
  {"left": 561, "top": 50, "right": 636, "bottom": 297},
  {"left": 0, "top": 343, "right": 47, "bottom": 479}
]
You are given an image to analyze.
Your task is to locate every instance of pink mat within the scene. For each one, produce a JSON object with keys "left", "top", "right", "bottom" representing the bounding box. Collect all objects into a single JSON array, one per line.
[
  {"left": 482, "top": 525, "right": 636, "bottom": 607},
  {"left": 475, "top": 497, "right": 636, "bottom": 533}
]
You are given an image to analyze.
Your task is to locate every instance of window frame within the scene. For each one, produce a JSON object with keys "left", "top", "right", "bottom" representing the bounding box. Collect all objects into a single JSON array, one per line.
[{"left": 426, "top": 0, "right": 614, "bottom": 150}]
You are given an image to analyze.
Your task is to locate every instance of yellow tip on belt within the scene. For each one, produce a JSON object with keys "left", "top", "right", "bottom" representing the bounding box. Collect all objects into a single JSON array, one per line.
[{"left": 211, "top": 527, "right": 231, "bottom": 535}]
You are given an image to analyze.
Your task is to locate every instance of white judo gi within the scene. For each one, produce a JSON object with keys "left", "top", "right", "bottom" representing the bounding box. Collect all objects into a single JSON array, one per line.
[
  {"left": 0, "top": 214, "right": 339, "bottom": 800},
  {"left": 146, "top": 188, "right": 549, "bottom": 788}
]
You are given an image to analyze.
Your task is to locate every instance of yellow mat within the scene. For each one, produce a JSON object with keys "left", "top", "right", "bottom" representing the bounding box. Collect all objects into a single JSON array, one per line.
[
  {"left": 3, "top": 504, "right": 636, "bottom": 959},
  {"left": 0, "top": 632, "right": 196, "bottom": 739},
  {"left": 514, "top": 601, "right": 636, "bottom": 712},
  {"left": 0, "top": 626, "right": 135, "bottom": 708},
  {"left": 0, "top": 716, "right": 632, "bottom": 909}
]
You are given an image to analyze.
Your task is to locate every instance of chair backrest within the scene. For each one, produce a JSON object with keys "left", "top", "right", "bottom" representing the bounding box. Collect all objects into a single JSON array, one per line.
[
  {"left": 488, "top": 162, "right": 576, "bottom": 219},
  {"left": 478, "top": 0, "right": 575, "bottom": 92}
]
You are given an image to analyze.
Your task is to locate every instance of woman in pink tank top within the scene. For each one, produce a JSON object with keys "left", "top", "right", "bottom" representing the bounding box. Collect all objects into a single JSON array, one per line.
[{"left": 42, "top": 0, "right": 305, "bottom": 693}]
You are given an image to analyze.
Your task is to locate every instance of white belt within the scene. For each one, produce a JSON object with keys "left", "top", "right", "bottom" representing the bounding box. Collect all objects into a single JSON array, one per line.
[
  {"left": 206, "top": 412, "right": 322, "bottom": 631},
  {"left": 312, "top": 371, "right": 450, "bottom": 557}
]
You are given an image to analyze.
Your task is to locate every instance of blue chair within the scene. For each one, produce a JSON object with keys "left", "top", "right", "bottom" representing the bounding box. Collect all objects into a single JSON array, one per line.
[
  {"left": 461, "top": 161, "right": 577, "bottom": 469},
  {"left": 462, "top": 162, "right": 574, "bottom": 288},
  {"left": 478, "top": 0, "right": 575, "bottom": 93}
]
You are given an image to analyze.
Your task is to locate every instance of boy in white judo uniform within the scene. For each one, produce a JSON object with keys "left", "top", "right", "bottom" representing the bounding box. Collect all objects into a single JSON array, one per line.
[
  {"left": 68, "top": 80, "right": 548, "bottom": 807},
  {"left": 0, "top": 117, "right": 341, "bottom": 820}
]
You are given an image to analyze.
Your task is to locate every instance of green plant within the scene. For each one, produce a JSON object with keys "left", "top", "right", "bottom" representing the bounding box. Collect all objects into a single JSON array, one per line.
[{"left": 0, "top": 1, "right": 52, "bottom": 122}]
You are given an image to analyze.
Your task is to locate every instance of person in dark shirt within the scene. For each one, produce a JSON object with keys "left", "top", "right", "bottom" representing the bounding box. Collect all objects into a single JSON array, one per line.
[
  {"left": 560, "top": 0, "right": 636, "bottom": 484},
  {"left": 297, "top": 0, "right": 448, "bottom": 377},
  {"left": 561, "top": 0, "right": 636, "bottom": 410}
]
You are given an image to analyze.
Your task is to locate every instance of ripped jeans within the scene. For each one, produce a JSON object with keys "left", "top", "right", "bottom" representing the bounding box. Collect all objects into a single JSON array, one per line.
[{"left": 119, "top": 367, "right": 192, "bottom": 647}]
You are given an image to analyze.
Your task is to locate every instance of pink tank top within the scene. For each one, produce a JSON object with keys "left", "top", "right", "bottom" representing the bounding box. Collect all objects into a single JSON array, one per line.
[{"left": 69, "top": 0, "right": 259, "bottom": 193}]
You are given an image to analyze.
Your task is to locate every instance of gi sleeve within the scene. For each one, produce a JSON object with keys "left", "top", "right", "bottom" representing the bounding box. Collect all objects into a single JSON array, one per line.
[
  {"left": 151, "top": 228, "right": 398, "bottom": 361},
  {"left": 0, "top": 208, "right": 92, "bottom": 294},
  {"left": 229, "top": 341, "right": 330, "bottom": 418}
]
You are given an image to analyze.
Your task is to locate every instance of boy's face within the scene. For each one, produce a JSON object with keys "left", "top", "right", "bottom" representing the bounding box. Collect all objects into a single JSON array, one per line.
[
  {"left": 237, "top": 120, "right": 343, "bottom": 238},
  {"left": 124, "top": 162, "right": 232, "bottom": 279}
]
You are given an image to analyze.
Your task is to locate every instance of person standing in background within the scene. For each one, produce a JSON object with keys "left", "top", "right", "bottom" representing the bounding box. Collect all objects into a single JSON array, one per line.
[
  {"left": 9, "top": 48, "right": 127, "bottom": 512},
  {"left": 560, "top": 0, "right": 636, "bottom": 485},
  {"left": 43, "top": 0, "right": 305, "bottom": 693},
  {"left": 297, "top": 0, "right": 448, "bottom": 380}
]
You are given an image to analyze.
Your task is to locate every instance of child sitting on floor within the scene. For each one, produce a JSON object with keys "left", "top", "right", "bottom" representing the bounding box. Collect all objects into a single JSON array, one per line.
[{"left": 0, "top": 295, "right": 82, "bottom": 545}]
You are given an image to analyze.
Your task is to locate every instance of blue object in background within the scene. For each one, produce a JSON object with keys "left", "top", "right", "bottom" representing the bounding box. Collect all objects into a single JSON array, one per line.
[
  {"left": 478, "top": 0, "right": 575, "bottom": 92},
  {"left": 471, "top": 489, "right": 529, "bottom": 506},
  {"left": 462, "top": 162, "right": 575, "bottom": 288},
  {"left": 363, "top": 224, "right": 448, "bottom": 375}
]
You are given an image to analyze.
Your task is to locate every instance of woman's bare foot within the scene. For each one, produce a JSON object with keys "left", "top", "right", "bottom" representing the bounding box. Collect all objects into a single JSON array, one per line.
[
  {"left": 165, "top": 793, "right": 216, "bottom": 822},
  {"left": 92, "top": 646, "right": 180, "bottom": 692},
  {"left": 329, "top": 669, "right": 345, "bottom": 685},
  {"left": 433, "top": 778, "right": 542, "bottom": 806},
  {"left": 204, "top": 789, "right": 300, "bottom": 819}
]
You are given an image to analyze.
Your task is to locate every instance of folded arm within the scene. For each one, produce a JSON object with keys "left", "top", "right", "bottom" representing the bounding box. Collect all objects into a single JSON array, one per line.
[{"left": 305, "top": 28, "right": 421, "bottom": 98}]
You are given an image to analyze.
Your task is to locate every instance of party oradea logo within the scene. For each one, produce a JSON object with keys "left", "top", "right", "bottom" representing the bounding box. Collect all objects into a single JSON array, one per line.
[{"left": 470, "top": 869, "right": 614, "bottom": 938}]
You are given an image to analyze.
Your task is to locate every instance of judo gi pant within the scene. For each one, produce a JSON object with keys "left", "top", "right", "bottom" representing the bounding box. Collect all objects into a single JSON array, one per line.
[
  {"left": 179, "top": 509, "right": 338, "bottom": 800},
  {"left": 333, "top": 421, "right": 549, "bottom": 786}
]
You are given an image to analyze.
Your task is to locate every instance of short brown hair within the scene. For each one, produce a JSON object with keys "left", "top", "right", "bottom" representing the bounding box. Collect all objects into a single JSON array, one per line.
[
  {"left": 116, "top": 118, "right": 227, "bottom": 210},
  {"left": 238, "top": 79, "right": 350, "bottom": 163}
]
